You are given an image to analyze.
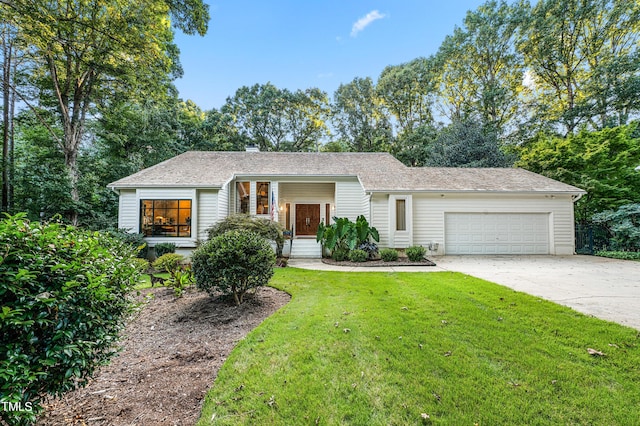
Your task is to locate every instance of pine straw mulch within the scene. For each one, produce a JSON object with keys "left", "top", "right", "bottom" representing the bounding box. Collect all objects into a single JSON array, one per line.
[{"left": 37, "top": 285, "right": 291, "bottom": 426}]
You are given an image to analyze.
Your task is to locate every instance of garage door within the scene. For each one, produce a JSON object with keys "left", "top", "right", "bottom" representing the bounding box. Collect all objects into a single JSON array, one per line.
[{"left": 445, "top": 213, "right": 549, "bottom": 255}]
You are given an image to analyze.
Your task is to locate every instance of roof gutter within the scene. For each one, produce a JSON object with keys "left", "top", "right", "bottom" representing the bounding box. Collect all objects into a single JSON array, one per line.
[{"left": 364, "top": 189, "right": 587, "bottom": 196}]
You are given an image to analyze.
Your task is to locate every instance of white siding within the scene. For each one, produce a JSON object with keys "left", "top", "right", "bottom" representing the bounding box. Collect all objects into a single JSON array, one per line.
[
  {"left": 412, "top": 193, "right": 576, "bottom": 255},
  {"left": 197, "top": 189, "right": 219, "bottom": 241},
  {"left": 371, "top": 194, "right": 389, "bottom": 247},
  {"left": 335, "top": 179, "right": 367, "bottom": 221},
  {"left": 218, "top": 183, "right": 230, "bottom": 220},
  {"left": 118, "top": 190, "right": 138, "bottom": 232}
]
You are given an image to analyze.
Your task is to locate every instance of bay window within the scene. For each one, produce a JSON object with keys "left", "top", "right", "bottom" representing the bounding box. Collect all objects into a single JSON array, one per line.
[{"left": 141, "top": 199, "right": 192, "bottom": 237}]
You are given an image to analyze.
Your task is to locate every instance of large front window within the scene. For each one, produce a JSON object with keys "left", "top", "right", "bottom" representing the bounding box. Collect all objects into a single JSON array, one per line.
[
  {"left": 236, "top": 182, "right": 250, "bottom": 213},
  {"left": 141, "top": 199, "right": 192, "bottom": 237},
  {"left": 256, "top": 182, "right": 270, "bottom": 215}
]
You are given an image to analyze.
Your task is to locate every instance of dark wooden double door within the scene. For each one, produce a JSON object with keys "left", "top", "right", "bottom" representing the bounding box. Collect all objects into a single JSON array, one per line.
[{"left": 295, "top": 204, "right": 320, "bottom": 236}]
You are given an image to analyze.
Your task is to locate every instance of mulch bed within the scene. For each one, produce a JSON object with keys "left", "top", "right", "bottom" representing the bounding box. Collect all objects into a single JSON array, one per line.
[
  {"left": 37, "top": 286, "right": 291, "bottom": 426},
  {"left": 321, "top": 257, "right": 436, "bottom": 267}
]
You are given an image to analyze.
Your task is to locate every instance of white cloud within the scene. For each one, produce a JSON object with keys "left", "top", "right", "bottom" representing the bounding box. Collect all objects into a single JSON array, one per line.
[
  {"left": 351, "top": 10, "right": 386, "bottom": 37},
  {"left": 317, "top": 72, "right": 334, "bottom": 79}
]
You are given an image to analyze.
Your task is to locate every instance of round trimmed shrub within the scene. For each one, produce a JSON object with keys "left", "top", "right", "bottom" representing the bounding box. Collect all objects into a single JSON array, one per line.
[
  {"left": 207, "top": 214, "right": 284, "bottom": 256},
  {"left": 380, "top": 248, "right": 399, "bottom": 262},
  {"left": 406, "top": 245, "right": 427, "bottom": 262},
  {"left": 192, "top": 230, "right": 276, "bottom": 305},
  {"left": 348, "top": 249, "right": 368, "bottom": 263},
  {"left": 0, "top": 214, "right": 140, "bottom": 425},
  {"left": 152, "top": 253, "right": 184, "bottom": 277}
]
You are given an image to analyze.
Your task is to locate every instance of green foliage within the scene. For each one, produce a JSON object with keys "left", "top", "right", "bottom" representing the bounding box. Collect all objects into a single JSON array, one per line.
[
  {"left": 517, "top": 0, "right": 640, "bottom": 133},
  {"left": 152, "top": 253, "right": 185, "bottom": 279},
  {"left": 167, "top": 264, "right": 195, "bottom": 297},
  {"left": 192, "top": 230, "right": 276, "bottom": 305},
  {"left": 380, "top": 248, "right": 399, "bottom": 262},
  {"left": 592, "top": 204, "right": 640, "bottom": 251},
  {"left": 405, "top": 245, "right": 427, "bottom": 262},
  {"left": 0, "top": 213, "right": 140, "bottom": 425},
  {"left": 106, "top": 228, "right": 148, "bottom": 259},
  {"left": 331, "top": 247, "right": 349, "bottom": 262},
  {"left": 154, "top": 242, "right": 176, "bottom": 258},
  {"left": 348, "top": 249, "right": 368, "bottom": 263},
  {"left": 595, "top": 251, "right": 640, "bottom": 261},
  {"left": 224, "top": 83, "right": 330, "bottom": 151},
  {"left": 316, "top": 215, "right": 379, "bottom": 259},
  {"left": 131, "top": 257, "right": 151, "bottom": 273},
  {"left": 377, "top": 57, "right": 436, "bottom": 135},
  {"left": 424, "top": 118, "right": 514, "bottom": 167},
  {"left": 436, "top": 0, "right": 525, "bottom": 134},
  {"left": 207, "top": 214, "right": 284, "bottom": 256},
  {"left": 332, "top": 77, "right": 393, "bottom": 152},
  {"left": 517, "top": 124, "right": 640, "bottom": 221}
]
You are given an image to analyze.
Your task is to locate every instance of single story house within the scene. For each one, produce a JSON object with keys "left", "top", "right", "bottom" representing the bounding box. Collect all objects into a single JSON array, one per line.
[{"left": 107, "top": 150, "right": 586, "bottom": 257}]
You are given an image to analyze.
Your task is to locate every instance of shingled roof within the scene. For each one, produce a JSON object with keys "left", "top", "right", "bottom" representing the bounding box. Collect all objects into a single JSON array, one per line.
[{"left": 107, "top": 151, "right": 585, "bottom": 194}]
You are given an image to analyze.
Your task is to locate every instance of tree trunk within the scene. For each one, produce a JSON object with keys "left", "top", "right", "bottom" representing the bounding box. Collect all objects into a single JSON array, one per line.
[
  {"left": 8, "top": 56, "right": 15, "bottom": 211},
  {"left": 64, "top": 139, "right": 79, "bottom": 226},
  {"left": 2, "top": 29, "right": 11, "bottom": 213}
]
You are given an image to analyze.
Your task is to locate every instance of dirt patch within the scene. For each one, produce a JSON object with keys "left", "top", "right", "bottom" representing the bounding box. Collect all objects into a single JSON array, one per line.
[
  {"left": 37, "top": 285, "right": 290, "bottom": 426},
  {"left": 321, "top": 257, "right": 436, "bottom": 267}
]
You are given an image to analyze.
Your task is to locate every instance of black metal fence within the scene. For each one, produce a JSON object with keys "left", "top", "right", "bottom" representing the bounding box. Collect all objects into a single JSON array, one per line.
[{"left": 575, "top": 223, "right": 610, "bottom": 254}]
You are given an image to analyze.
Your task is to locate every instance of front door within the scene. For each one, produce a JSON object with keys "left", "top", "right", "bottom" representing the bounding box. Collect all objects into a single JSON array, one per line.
[{"left": 295, "top": 204, "right": 320, "bottom": 236}]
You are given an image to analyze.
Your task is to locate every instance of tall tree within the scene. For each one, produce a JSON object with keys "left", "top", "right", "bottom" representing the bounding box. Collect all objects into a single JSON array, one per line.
[
  {"left": 436, "top": 0, "right": 526, "bottom": 135},
  {"left": 1, "top": 0, "right": 209, "bottom": 224},
  {"left": 225, "top": 83, "right": 330, "bottom": 151},
  {"left": 376, "top": 57, "right": 437, "bottom": 136},
  {"left": 518, "top": 0, "right": 640, "bottom": 134},
  {"left": 1, "top": 21, "right": 16, "bottom": 213},
  {"left": 424, "top": 119, "right": 514, "bottom": 168},
  {"left": 332, "top": 77, "right": 392, "bottom": 152}
]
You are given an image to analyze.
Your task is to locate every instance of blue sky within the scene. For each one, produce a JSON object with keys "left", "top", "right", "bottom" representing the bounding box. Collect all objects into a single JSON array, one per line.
[{"left": 173, "top": 1, "right": 489, "bottom": 111}]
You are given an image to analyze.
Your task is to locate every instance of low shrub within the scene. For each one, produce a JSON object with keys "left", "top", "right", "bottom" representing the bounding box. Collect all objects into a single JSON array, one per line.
[
  {"left": 348, "top": 249, "right": 369, "bottom": 263},
  {"left": 168, "top": 264, "right": 195, "bottom": 297},
  {"left": 0, "top": 213, "right": 140, "bottom": 425},
  {"left": 207, "top": 214, "right": 284, "bottom": 256},
  {"left": 596, "top": 251, "right": 640, "bottom": 261},
  {"left": 152, "top": 253, "right": 185, "bottom": 280},
  {"left": 332, "top": 247, "right": 349, "bottom": 261},
  {"left": 131, "top": 257, "right": 151, "bottom": 273},
  {"left": 154, "top": 242, "right": 176, "bottom": 258},
  {"left": 358, "top": 241, "right": 379, "bottom": 259},
  {"left": 192, "top": 230, "right": 276, "bottom": 305},
  {"left": 107, "top": 228, "right": 148, "bottom": 258},
  {"left": 380, "top": 248, "right": 399, "bottom": 262},
  {"left": 406, "top": 245, "right": 427, "bottom": 262}
]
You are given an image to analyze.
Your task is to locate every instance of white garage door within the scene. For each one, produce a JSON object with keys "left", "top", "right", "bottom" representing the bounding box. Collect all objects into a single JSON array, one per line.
[{"left": 445, "top": 213, "right": 549, "bottom": 255}]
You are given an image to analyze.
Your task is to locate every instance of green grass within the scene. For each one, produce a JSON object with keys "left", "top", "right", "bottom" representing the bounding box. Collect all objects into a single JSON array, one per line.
[
  {"left": 135, "top": 272, "right": 170, "bottom": 289},
  {"left": 197, "top": 269, "right": 640, "bottom": 425}
]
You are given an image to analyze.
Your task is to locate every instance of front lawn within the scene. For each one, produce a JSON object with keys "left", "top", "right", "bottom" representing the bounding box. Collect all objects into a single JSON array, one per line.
[{"left": 198, "top": 269, "right": 640, "bottom": 425}]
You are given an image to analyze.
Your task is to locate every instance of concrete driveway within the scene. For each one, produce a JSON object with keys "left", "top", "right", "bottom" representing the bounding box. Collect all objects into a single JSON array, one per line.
[
  {"left": 433, "top": 255, "right": 640, "bottom": 330},
  {"left": 289, "top": 255, "right": 640, "bottom": 330}
]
